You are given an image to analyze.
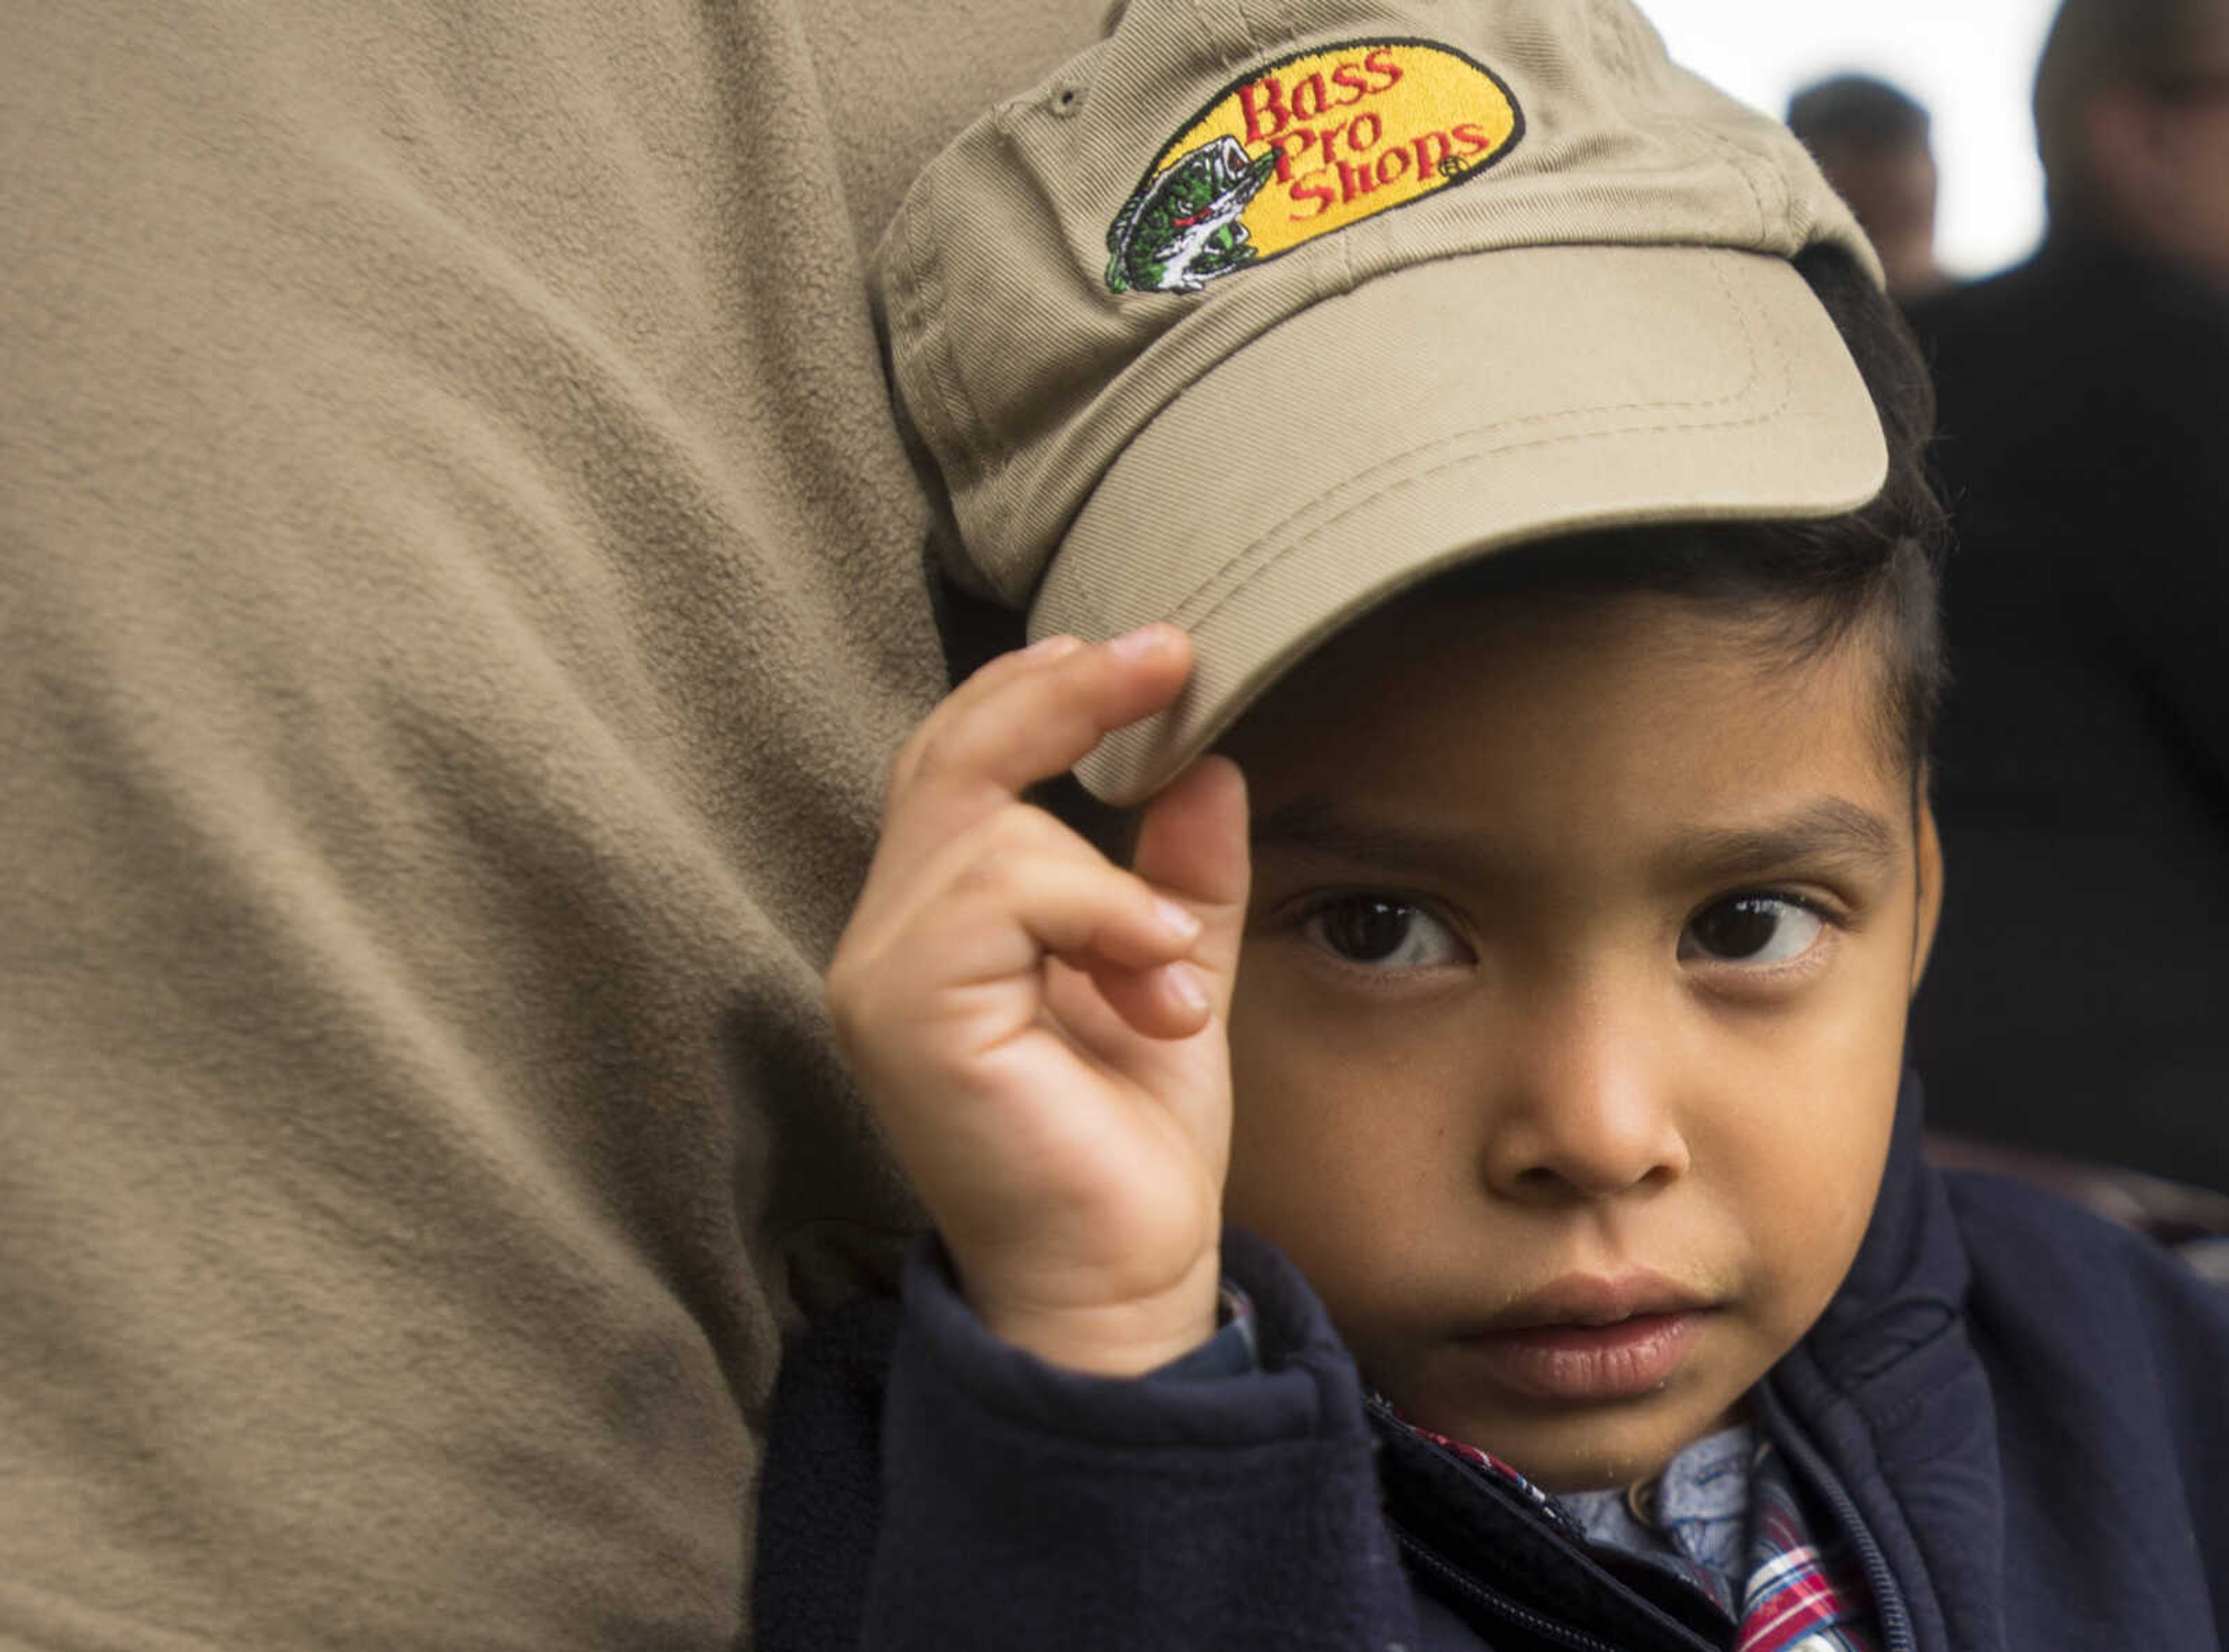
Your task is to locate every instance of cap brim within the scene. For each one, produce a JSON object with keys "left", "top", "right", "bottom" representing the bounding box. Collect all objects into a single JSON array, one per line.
[{"left": 1031, "top": 245, "right": 1888, "bottom": 805}]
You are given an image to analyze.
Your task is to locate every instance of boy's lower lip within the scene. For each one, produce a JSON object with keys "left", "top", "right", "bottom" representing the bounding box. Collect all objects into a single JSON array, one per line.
[{"left": 1453, "top": 1311, "right": 1706, "bottom": 1401}]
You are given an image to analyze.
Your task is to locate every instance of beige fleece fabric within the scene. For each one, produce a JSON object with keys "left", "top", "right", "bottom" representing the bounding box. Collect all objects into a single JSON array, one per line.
[{"left": 1, "top": 0, "right": 1095, "bottom": 1645}]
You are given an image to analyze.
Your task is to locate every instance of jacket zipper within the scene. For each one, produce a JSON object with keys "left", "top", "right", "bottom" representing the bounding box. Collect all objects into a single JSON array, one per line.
[
  {"left": 1762, "top": 1401, "right": 1918, "bottom": 1652},
  {"left": 1370, "top": 1397, "right": 1726, "bottom": 1652},
  {"left": 1393, "top": 1527, "right": 1660, "bottom": 1652}
]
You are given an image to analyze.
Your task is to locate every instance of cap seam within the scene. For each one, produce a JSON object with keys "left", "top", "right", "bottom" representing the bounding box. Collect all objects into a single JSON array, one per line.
[
  {"left": 900, "top": 165, "right": 994, "bottom": 505},
  {"left": 1225, "top": 0, "right": 1263, "bottom": 61},
  {"left": 877, "top": 195, "right": 928, "bottom": 445},
  {"left": 1686, "top": 117, "right": 1774, "bottom": 248},
  {"left": 1175, "top": 394, "right": 1796, "bottom": 639},
  {"left": 996, "top": 248, "right": 1353, "bottom": 579},
  {"left": 1162, "top": 255, "right": 1780, "bottom": 632},
  {"left": 1183, "top": 0, "right": 1247, "bottom": 70}
]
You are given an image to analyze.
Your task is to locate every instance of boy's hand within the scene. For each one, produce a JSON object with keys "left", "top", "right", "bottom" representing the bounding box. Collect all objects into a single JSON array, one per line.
[{"left": 827, "top": 626, "right": 1249, "bottom": 1376}]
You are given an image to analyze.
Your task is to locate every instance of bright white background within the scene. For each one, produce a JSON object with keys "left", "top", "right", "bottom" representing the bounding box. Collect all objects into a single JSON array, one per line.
[{"left": 1642, "top": 0, "right": 2064, "bottom": 279}]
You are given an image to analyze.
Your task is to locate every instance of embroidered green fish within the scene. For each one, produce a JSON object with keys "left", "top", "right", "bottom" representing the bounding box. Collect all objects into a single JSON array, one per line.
[{"left": 1105, "top": 136, "right": 1280, "bottom": 295}]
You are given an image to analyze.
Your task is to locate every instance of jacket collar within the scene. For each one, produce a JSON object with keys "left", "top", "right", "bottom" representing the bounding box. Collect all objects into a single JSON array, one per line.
[{"left": 1767, "top": 1069, "right": 2004, "bottom": 1652}]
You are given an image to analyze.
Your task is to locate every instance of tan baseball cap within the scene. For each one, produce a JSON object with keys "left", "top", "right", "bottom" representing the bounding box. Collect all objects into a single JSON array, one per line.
[{"left": 876, "top": 0, "right": 1890, "bottom": 805}]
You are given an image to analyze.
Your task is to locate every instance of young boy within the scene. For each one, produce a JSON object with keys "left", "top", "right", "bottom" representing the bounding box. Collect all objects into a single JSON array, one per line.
[{"left": 753, "top": 1, "right": 2229, "bottom": 1647}]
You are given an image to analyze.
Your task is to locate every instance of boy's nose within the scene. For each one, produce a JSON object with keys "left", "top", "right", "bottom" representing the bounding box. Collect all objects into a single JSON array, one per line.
[{"left": 1477, "top": 993, "right": 1691, "bottom": 1203}]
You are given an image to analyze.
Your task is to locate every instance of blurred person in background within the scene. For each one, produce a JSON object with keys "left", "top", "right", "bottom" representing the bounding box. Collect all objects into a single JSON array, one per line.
[
  {"left": 1788, "top": 73, "right": 1947, "bottom": 300},
  {"left": 1906, "top": 0, "right": 2229, "bottom": 1194}
]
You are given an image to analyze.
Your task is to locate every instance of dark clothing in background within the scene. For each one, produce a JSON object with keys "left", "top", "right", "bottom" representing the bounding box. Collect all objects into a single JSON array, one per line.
[
  {"left": 1907, "top": 236, "right": 2229, "bottom": 1192},
  {"left": 752, "top": 1077, "right": 2229, "bottom": 1652}
]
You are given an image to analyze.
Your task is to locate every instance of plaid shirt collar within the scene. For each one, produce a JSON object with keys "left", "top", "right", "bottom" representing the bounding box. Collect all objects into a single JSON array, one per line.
[{"left": 1393, "top": 1413, "right": 1880, "bottom": 1652}]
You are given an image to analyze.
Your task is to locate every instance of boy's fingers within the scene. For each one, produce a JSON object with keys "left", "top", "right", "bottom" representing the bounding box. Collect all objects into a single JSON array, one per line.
[
  {"left": 835, "top": 845, "right": 1202, "bottom": 1063},
  {"left": 937, "top": 847, "right": 1203, "bottom": 980},
  {"left": 883, "top": 626, "right": 1191, "bottom": 849},
  {"left": 1041, "top": 955, "right": 1216, "bottom": 1065},
  {"left": 843, "top": 813, "right": 1204, "bottom": 995},
  {"left": 936, "top": 633, "right": 1088, "bottom": 718},
  {"left": 1084, "top": 958, "right": 1217, "bottom": 1044},
  {"left": 1131, "top": 756, "right": 1250, "bottom": 906},
  {"left": 849, "top": 801, "right": 1142, "bottom": 953},
  {"left": 1128, "top": 755, "right": 1251, "bottom": 983}
]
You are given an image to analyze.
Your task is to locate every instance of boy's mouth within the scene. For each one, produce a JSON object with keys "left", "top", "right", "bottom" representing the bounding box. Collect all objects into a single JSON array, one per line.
[{"left": 1456, "top": 1275, "right": 1716, "bottom": 1402}]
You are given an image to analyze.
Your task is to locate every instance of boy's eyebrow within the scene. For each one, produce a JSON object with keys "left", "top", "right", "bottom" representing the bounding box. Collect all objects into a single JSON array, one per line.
[
  {"left": 1250, "top": 799, "right": 1485, "bottom": 881},
  {"left": 1671, "top": 797, "right": 1904, "bottom": 882},
  {"left": 1249, "top": 796, "right": 1903, "bottom": 885}
]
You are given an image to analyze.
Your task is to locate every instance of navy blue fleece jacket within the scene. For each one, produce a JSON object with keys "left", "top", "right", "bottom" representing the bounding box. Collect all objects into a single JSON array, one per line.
[{"left": 752, "top": 1079, "right": 2229, "bottom": 1651}]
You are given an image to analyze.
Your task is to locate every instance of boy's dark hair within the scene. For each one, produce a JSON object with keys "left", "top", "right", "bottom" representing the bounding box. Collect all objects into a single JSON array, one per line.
[{"left": 1416, "top": 244, "right": 1949, "bottom": 780}]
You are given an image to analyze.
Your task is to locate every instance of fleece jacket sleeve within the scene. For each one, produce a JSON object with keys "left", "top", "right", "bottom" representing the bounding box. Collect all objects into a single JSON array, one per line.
[
  {"left": 861, "top": 1231, "right": 1421, "bottom": 1652},
  {"left": 3, "top": 0, "right": 1105, "bottom": 1646}
]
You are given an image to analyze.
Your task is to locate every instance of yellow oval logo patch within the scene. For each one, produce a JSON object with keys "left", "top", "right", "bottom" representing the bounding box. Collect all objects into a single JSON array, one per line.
[{"left": 1106, "top": 39, "right": 1523, "bottom": 295}]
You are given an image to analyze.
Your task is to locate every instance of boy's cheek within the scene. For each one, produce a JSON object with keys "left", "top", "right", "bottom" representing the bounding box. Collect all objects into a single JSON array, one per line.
[{"left": 1726, "top": 1081, "right": 1898, "bottom": 1336}]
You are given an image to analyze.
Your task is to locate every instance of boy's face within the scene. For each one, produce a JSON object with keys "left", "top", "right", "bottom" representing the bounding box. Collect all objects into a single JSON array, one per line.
[{"left": 1219, "top": 587, "right": 1941, "bottom": 1492}]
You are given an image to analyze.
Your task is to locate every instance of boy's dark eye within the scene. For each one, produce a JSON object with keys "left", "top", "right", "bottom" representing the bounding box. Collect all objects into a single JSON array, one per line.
[
  {"left": 1323, "top": 900, "right": 1409, "bottom": 961},
  {"left": 1680, "top": 896, "right": 1826, "bottom": 966},
  {"left": 1304, "top": 897, "right": 1467, "bottom": 970}
]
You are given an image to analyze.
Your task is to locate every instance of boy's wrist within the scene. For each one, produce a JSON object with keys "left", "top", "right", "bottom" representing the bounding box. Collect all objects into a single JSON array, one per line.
[{"left": 970, "top": 1248, "right": 1225, "bottom": 1377}]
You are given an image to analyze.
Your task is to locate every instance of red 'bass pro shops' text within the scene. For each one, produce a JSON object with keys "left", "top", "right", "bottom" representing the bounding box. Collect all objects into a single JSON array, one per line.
[{"left": 1235, "top": 48, "right": 1504, "bottom": 217}]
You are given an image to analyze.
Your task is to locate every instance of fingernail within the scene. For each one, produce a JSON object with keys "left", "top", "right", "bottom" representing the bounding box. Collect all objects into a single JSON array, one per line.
[
  {"left": 1023, "top": 634, "right": 1084, "bottom": 661},
  {"left": 1164, "top": 962, "right": 1211, "bottom": 1016},
  {"left": 1155, "top": 897, "right": 1204, "bottom": 943},
  {"left": 1108, "top": 623, "right": 1174, "bottom": 661}
]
